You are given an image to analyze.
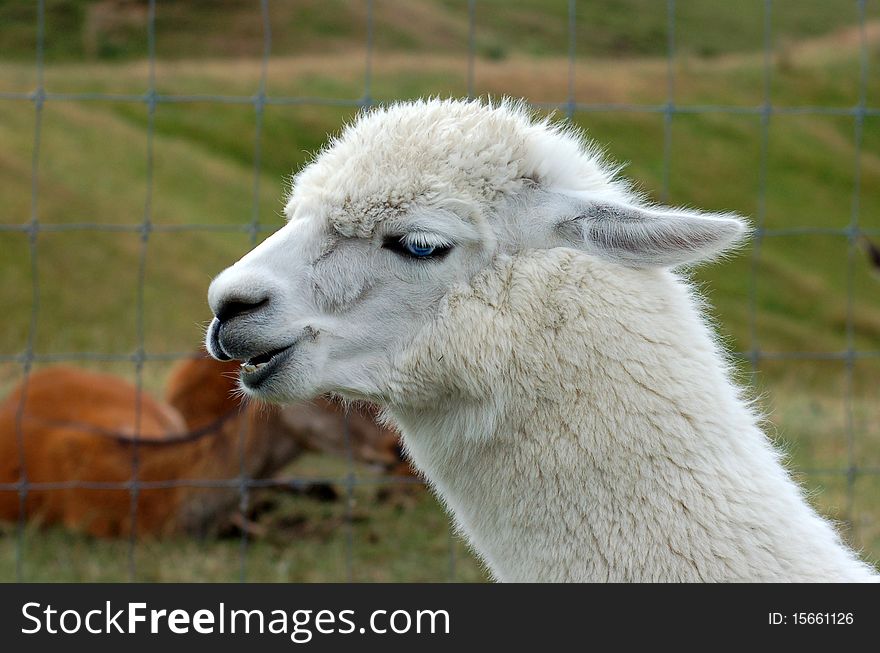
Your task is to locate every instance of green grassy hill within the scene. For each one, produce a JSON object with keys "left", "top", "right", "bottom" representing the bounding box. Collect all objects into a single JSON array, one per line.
[
  {"left": 1, "top": 1, "right": 879, "bottom": 579},
  {"left": 1, "top": 0, "right": 875, "bottom": 62}
]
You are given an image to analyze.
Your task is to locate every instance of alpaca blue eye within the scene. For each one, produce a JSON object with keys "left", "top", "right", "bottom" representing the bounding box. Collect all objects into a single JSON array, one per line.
[
  {"left": 383, "top": 236, "right": 453, "bottom": 261},
  {"left": 405, "top": 242, "right": 436, "bottom": 258}
]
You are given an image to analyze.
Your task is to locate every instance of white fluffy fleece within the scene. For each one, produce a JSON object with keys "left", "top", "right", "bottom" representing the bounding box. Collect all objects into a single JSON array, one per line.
[
  {"left": 287, "top": 98, "right": 631, "bottom": 237},
  {"left": 209, "top": 99, "right": 879, "bottom": 582},
  {"left": 391, "top": 249, "right": 876, "bottom": 581}
]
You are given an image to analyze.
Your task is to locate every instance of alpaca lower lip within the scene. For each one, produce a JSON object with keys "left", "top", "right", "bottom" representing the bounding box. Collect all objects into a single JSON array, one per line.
[{"left": 239, "top": 344, "right": 295, "bottom": 387}]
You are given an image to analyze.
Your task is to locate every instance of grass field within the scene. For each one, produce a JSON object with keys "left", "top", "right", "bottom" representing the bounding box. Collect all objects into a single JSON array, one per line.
[{"left": 1, "top": 0, "right": 879, "bottom": 580}]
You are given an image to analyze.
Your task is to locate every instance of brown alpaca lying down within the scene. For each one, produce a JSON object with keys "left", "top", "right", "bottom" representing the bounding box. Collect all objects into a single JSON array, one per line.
[{"left": 0, "top": 355, "right": 411, "bottom": 538}]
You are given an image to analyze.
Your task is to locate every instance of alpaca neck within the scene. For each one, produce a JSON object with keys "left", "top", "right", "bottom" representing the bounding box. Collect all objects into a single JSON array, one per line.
[{"left": 392, "top": 255, "right": 875, "bottom": 582}]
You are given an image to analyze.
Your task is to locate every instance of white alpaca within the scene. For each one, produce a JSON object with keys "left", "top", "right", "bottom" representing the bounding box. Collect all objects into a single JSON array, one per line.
[{"left": 204, "top": 99, "right": 878, "bottom": 582}]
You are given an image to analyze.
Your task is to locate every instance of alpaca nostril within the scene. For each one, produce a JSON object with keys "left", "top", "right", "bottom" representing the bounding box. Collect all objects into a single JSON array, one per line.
[{"left": 214, "top": 296, "right": 270, "bottom": 323}]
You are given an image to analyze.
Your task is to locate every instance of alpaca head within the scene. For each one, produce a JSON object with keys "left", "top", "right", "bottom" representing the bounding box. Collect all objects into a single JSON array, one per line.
[{"left": 206, "top": 98, "right": 747, "bottom": 406}]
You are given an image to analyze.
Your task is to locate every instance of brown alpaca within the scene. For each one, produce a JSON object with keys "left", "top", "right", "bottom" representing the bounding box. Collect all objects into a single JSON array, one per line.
[{"left": 0, "top": 355, "right": 410, "bottom": 538}]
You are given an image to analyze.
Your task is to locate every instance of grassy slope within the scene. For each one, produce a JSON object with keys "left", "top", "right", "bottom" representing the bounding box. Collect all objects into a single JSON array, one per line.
[
  {"left": 1, "top": 3, "right": 879, "bottom": 579},
  {"left": 0, "top": 0, "right": 872, "bottom": 62}
]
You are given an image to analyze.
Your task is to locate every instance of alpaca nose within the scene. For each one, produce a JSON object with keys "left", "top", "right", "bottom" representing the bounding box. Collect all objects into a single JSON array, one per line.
[
  {"left": 207, "top": 293, "right": 271, "bottom": 362},
  {"left": 207, "top": 262, "right": 286, "bottom": 361},
  {"left": 214, "top": 295, "right": 270, "bottom": 323},
  {"left": 207, "top": 264, "right": 276, "bottom": 324}
]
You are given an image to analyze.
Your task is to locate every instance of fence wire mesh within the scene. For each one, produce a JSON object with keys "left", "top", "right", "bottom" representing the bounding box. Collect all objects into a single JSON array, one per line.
[{"left": 1, "top": 0, "right": 878, "bottom": 581}]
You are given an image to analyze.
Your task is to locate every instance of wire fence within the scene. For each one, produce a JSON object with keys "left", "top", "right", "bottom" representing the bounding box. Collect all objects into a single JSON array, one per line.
[{"left": 1, "top": 0, "right": 877, "bottom": 581}]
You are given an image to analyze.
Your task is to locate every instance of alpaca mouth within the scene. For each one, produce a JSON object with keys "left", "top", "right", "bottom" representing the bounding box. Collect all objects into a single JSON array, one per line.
[{"left": 240, "top": 344, "right": 295, "bottom": 386}]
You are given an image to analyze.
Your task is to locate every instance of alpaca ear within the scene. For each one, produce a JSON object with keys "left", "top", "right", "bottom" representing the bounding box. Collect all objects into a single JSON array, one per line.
[{"left": 558, "top": 200, "right": 749, "bottom": 268}]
